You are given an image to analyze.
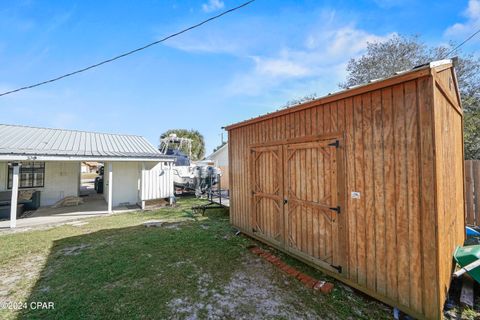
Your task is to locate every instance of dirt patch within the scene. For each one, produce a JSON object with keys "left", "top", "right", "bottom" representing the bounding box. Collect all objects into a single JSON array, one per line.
[
  {"left": 65, "top": 221, "right": 89, "bottom": 227},
  {"left": 168, "top": 254, "right": 320, "bottom": 319},
  {"left": 142, "top": 221, "right": 185, "bottom": 230},
  {"left": 144, "top": 198, "right": 170, "bottom": 210},
  {"left": 0, "top": 255, "right": 47, "bottom": 304},
  {"left": 162, "top": 222, "right": 184, "bottom": 230},
  {"left": 57, "top": 243, "right": 91, "bottom": 256}
]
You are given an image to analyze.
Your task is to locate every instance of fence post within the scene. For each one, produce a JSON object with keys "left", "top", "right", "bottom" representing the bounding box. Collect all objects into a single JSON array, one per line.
[
  {"left": 466, "top": 160, "right": 478, "bottom": 226},
  {"left": 472, "top": 161, "right": 480, "bottom": 226}
]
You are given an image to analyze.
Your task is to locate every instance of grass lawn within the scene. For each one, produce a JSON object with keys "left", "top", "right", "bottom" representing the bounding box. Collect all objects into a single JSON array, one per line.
[{"left": 0, "top": 197, "right": 392, "bottom": 319}]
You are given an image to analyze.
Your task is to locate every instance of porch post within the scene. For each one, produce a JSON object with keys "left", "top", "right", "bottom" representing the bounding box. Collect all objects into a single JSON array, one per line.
[
  {"left": 10, "top": 163, "right": 21, "bottom": 229},
  {"left": 140, "top": 162, "right": 145, "bottom": 210},
  {"left": 108, "top": 162, "right": 113, "bottom": 213}
]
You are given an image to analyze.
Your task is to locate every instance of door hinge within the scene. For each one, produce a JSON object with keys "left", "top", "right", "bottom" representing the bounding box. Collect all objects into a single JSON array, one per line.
[
  {"left": 331, "top": 264, "right": 342, "bottom": 273},
  {"left": 328, "top": 140, "right": 340, "bottom": 148},
  {"left": 329, "top": 206, "right": 341, "bottom": 213}
]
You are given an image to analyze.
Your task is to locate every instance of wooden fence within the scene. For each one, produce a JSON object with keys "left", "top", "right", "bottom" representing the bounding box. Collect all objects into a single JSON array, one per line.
[
  {"left": 465, "top": 160, "right": 480, "bottom": 226},
  {"left": 219, "top": 166, "right": 229, "bottom": 190}
]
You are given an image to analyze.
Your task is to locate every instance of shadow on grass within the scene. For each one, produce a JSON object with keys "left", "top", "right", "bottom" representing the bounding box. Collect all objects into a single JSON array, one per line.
[
  {"left": 11, "top": 200, "right": 392, "bottom": 320},
  {"left": 17, "top": 209, "right": 249, "bottom": 320}
]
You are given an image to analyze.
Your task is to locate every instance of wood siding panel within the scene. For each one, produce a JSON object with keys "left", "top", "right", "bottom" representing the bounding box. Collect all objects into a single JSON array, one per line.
[
  {"left": 372, "top": 89, "right": 387, "bottom": 296},
  {"left": 336, "top": 100, "right": 347, "bottom": 269},
  {"left": 433, "top": 72, "right": 466, "bottom": 314},
  {"left": 417, "top": 76, "right": 439, "bottom": 319},
  {"left": 382, "top": 86, "right": 397, "bottom": 301},
  {"left": 405, "top": 80, "right": 423, "bottom": 311},
  {"left": 353, "top": 95, "right": 366, "bottom": 287},
  {"left": 436, "top": 68, "right": 462, "bottom": 109},
  {"left": 344, "top": 97, "right": 357, "bottom": 281},
  {"left": 362, "top": 93, "right": 376, "bottom": 291},
  {"left": 393, "top": 84, "right": 409, "bottom": 307}
]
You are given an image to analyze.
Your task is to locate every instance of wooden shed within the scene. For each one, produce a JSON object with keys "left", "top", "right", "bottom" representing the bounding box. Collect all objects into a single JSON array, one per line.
[{"left": 225, "top": 59, "right": 465, "bottom": 319}]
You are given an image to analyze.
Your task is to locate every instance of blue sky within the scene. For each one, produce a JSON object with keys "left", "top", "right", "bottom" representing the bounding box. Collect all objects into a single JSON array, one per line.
[{"left": 0, "top": 0, "right": 478, "bottom": 154}]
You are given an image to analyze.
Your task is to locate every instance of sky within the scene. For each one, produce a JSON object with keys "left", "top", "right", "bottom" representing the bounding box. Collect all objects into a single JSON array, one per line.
[{"left": 0, "top": 0, "right": 479, "bottom": 154}]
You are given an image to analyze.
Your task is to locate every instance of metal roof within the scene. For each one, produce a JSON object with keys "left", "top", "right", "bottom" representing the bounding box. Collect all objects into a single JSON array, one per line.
[{"left": 0, "top": 124, "right": 173, "bottom": 161}]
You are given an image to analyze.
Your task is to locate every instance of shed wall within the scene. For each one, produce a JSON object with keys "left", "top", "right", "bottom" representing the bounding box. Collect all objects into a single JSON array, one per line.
[
  {"left": 228, "top": 70, "right": 463, "bottom": 318},
  {"left": 433, "top": 67, "right": 466, "bottom": 312}
]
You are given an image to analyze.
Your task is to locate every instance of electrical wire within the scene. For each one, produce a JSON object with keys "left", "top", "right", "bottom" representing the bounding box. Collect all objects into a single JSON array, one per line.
[
  {"left": 0, "top": 0, "right": 256, "bottom": 97},
  {"left": 443, "top": 26, "right": 480, "bottom": 58}
]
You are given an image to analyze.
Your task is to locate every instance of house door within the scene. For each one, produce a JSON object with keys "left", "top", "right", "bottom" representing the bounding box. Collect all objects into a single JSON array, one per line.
[
  {"left": 250, "top": 145, "right": 284, "bottom": 246},
  {"left": 283, "top": 138, "right": 342, "bottom": 272}
]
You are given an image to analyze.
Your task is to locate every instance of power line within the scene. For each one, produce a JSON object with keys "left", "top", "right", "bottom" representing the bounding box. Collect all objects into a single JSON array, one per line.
[
  {"left": 0, "top": 0, "right": 256, "bottom": 97},
  {"left": 443, "top": 26, "right": 480, "bottom": 58}
]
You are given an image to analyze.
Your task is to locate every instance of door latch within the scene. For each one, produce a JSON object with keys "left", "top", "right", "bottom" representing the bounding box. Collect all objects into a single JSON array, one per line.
[
  {"left": 283, "top": 199, "right": 288, "bottom": 205},
  {"left": 328, "top": 140, "right": 340, "bottom": 148},
  {"left": 329, "top": 206, "right": 341, "bottom": 213}
]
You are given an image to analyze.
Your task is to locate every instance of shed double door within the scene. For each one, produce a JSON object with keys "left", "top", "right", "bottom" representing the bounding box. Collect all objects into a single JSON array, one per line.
[{"left": 250, "top": 137, "right": 343, "bottom": 272}]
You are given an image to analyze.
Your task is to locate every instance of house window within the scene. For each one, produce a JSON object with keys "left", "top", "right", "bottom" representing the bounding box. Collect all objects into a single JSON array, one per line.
[{"left": 8, "top": 162, "right": 45, "bottom": 189}]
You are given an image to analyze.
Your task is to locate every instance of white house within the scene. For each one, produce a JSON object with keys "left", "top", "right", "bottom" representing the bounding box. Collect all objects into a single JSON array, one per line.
[
  {"left": 205, "top": 143, "right": 228, "bottom": 190},
  {"left": 0, "top": 124, "right": 174, "bottom": 228}
]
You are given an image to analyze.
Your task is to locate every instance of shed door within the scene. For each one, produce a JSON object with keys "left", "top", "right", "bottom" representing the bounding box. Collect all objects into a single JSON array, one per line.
[
  {"left": 283, "top": 139, "right": 341, "bottom": 271},
  {"left": 250, "top": 145, "right": 284, "bottom": 245}
]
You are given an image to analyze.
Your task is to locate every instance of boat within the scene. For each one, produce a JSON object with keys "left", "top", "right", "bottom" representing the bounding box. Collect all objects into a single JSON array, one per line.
[{"left": 159, "top": 134, "right": 220, "bottom": 196}]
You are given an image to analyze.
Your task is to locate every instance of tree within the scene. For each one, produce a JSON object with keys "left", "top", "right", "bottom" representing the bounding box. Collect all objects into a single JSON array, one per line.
[
  {"left": 160, "top": 129, "right": 206, "bottom": 161},
  {"left": 281, "top": 94, "right": 318, "bottom": 109},
  {"left": 465, "top": 109, "right": 480, "bottom": 159},
  {"left": 340, "top": 34, "right": 480, "bottom": 159}
]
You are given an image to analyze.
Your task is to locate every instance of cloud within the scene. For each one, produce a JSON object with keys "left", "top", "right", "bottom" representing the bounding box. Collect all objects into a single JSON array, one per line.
[
  {"left": 445, "top": 0, "right": 480, "bottom": 39},
  {"left": 252, "top": 55, "right": 310, "bottom": 78},
  {"left": 164, "top": 8, "right": 392, "bottom": 99},
  {"left": 166, "top": 33, "right": 243, "bottom": 54},
  {"left": 162, "top": 17, "right": 268, "bottom": 56},
  {"left": 305, "top": 25, "right": 390, "bottom": 59},
  {"left": 202, "top": 0, "right": 224, "bottom": 13},
  {"left": 227, "top": 17, "right": 393, "bottom": 96}
]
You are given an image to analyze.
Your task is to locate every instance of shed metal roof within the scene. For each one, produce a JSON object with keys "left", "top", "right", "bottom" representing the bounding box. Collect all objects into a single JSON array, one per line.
[{"left": 0, "top": 124, "right": 173, "bottom": 161}]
